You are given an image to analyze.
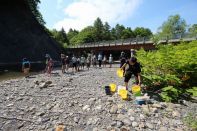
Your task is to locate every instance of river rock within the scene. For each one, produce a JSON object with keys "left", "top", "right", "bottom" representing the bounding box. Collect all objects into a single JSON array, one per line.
[
  {"left": 110, "top": 105, "right": 118, "bottom": 114},
  {"left": 172, "top": 111, "right": 181, "bottom": 117},
  {"left": 132, "top": 122, "right": 139, "bottom": 127},
  {"left": 146, "top": 122, "right": 154, "bottom": 129},
  {"left": 122, "top": 118, "right": 132, "bottom": 126}
]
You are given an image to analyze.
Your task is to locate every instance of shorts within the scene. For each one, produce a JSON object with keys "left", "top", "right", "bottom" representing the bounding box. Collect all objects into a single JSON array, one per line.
[
  {"left": 81, "top": 63, "right": 85, "bottom": 66},
  {"left": 23, "top": 68, "right": 30, "bottom": 74},
  {"left": 73, "top": 63, "right": 77, "bottom": 67},
  {"left": 124, "top": 71, "right": 138, "bottom": 83},
  {"left": 87, "top": 63, "right": 90, "bottom": 67}
]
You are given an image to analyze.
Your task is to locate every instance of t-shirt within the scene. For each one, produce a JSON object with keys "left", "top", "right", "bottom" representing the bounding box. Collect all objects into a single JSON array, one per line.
[
  {"left": 125, "top": 61, "right": 141, "bottom": 74},
  {"left": 109, "top": 56, "right": 113, "bottom": 63},
  {"left": 80, "top": 57, "right": 85, "bottom": 63},
  {"left": 98, "top": 55, "right": 102, "bottom": 61},
  {"left": 61, "top": 58, "right": 66, "bottom": 65},
  {"left": 86, "top": 57, "right": 91, "bottom": 63},
  {"left": 120, "top": 56, "right": 126, "bottom": 64},
  {"left": 22, "top": 61, "right": 30, "bottom": 68},
  {"left": 72, "top": 57, "right": 77, "bottom": 63}
]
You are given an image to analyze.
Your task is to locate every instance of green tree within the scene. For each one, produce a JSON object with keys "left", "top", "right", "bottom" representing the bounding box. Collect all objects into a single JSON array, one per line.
[
  {"left": 93, "top": 17, "right": 104, "bottom": 41},
  {"left": 27, "top": 0, "right": 45, "bottom": 25},
  {"left": 59, "top": 28, "right": 69, "bottom": 45},
  {"left": 189, "top": 24, "right": 197, "bottom": 35},
  {"left": 111, "top": 28, "right": 117, "bottom": 40},
  {"left": 49, "top": 28, "right": 69, "bottom": 47},
  {"left": 158, "top": 14, "right": 187, "bottom": 38},
  {"left": 133, "top": 27, "right": 152, "bottom": 37},
  {"left": 70, "top": 26, "right": 95, "bottom": 45},
  {"left": 121, "top": 27, "right": 135, "bottom": 39},
  {"left": 103, "top": 22, "right": 111, "bottom": 40},
  {"left": 67, "top": 28, "right": 79, "bottom": 41},
  {"left": 115, "top": 24, "right": 125, "bottom": 39}
]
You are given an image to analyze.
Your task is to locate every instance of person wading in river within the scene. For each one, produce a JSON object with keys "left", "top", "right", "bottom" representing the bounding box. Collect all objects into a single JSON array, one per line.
[{"left": 121, "top": 57, "right": 141, "bottom": 90}]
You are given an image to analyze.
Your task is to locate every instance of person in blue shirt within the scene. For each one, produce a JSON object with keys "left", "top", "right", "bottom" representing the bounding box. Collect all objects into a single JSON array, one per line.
[{"left": 22, "top": 58, "right": 31, "bottom": 77}]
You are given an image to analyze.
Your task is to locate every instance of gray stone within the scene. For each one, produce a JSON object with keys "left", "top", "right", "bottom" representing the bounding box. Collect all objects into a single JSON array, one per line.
[
  {"left": 146, "top": 122, "right": 154, "bottom": 129},
  {"left": 110, "top": 105, "right": 118, "bottom": 114},
  {"left": 139, "top": 114, "right": 145, "bottom": 119},
  {"left": 129, "top": 116, "right": 135, "bottom": 121},
  {"left": 151, "top": 108, "right": 158, "bottom": 113},
  {"left": 74, "top": 117, "right": 79, "bottom": 123},
  {"left": 132, "top": 122, "right": 139, "bottom": 127},
  {"left": 159, "top": 127, "right": 168, "bottom": 131},
  {"left": 172, "top": 111, "right": 181, "bottom": 117},
  {"left": 116, "top": 121, "right": 123, "bottom": 128},
  {"left": 110, "top": 121, "right": 117, "bottom": 126},
  {"left": 122, "top": 118, "right": 132, "bottom": 126},
  {"left": 139, "top": 122, "right": 145, "bottom": 129},
  {"left": 117, "top": 114, "right": 126, "bottom": 121},
  {"left": 82, "top": 105, "right": 90, "bottom": 111}
]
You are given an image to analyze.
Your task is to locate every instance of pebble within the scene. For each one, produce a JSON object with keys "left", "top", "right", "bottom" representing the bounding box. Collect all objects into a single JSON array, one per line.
[
  {"left": 146, "top": 122, "right": 154, "bottom": 129},
  {"left": 122, "top": 118, "right": 132, "bottom": 126},
  {"left": 132, "top": 122, "right": 139, "bottom": 127},
  {"left": 110, "top": 105, "right": 118, "bottom": 114},
  {"left": 0, "top": 67, "right": 195, "bottom": 131},
  {"left": 129, "top": 116, "right": 135, "bottom": 121},
  {"left": 159, "top": 127, "right": 168, "bottom": 131},
  {"left": 116, "top": 121, "right": 123, "bottom": 128},
  {"left": 172, "top": 111, "right": 181, "bottom": 117}
]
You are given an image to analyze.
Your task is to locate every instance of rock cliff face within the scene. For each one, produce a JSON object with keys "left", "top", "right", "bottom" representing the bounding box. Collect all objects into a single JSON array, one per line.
[{"left": 0, "top": 0, "right": 61, "bottom": 67}]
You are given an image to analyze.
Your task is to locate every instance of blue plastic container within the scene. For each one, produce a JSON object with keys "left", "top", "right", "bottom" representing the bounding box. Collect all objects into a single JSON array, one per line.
[
  {"left": 105, "top": 86, "right": 111, "bottom": 95},
  {"left": 135, "top": 100, "right": 145, "bottom": 105}
]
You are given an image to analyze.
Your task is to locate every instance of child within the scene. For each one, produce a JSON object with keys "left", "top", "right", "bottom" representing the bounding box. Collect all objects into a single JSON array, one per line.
[
  {"left": 98, "top": 54, "right": 102, "bottom": 68},
  {"left": 121, "top": 57, "right": 141, "bottom": 90},
  {"left": 103, "top": 55, "right": 107, "bottom": 67},
  {"left": 72, "top": 55, "right": 77, "bottom": 73},
  {"left": 47, "top": 57, "right": 53, "bottom": 76},
  {"left": 86, "top": 55, "right": 91, "bottom": 70},
  {"left": 80, "top": 55, "right": 86, "bottom": 70},
  {"left": 22, "top": 58, "right": 31, "bottom": 77},
  {"left": 61, "top": 54, "right": 66, "bottom": 74},
  {"left": 109, "top": 54, "right": 113, "bottom": 68}
]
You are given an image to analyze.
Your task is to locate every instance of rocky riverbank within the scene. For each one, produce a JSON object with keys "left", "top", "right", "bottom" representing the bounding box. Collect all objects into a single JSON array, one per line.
[{"left": 0, "top": 66, "right": 196, "bottom": 131}]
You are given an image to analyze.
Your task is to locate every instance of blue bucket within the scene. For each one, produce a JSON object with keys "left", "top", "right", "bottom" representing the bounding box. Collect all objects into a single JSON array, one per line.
[{"left": 135, "top": 100, "right": 145, "bottom": 105}]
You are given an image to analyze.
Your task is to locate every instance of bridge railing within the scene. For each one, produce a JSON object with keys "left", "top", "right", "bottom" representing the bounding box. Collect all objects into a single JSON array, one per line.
[{"left": 69, "top": 33, "right": 197, "bottom": 48}]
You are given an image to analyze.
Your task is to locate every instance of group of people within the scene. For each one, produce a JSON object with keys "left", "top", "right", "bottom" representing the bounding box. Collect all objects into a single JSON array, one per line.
[
  {"left": 22, "top": 49, "right": 142, "bottom": 90},
  {"left": 60, "top": 53, "right": 114, "bottom": 73}
]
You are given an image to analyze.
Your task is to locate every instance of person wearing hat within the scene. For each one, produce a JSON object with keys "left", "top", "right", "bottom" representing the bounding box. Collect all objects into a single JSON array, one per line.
[{"left": 121, "top": 57, "right": 141, "bottom": 90}]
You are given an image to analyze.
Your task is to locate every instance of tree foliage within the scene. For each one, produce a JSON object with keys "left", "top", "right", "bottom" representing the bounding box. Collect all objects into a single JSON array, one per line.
[
  {"left": 137, "top": 41, "right": 197, "bottom": 102},
  {"left": 133, "top": 27, "right": 152, "bottom": 37},
  {"left": 189, "top": 24, "right": 197, "bottom": 35},
  {"left": 49, "top": 28, "right": 69, "bottom": 48},
  {"left": 27, "top": 0, "right": 45, "bottom": 25},
  {"left": 157, "top": 14, "right": 187, "bottom": 38},
  {"left": 68, "top": 17, "right": 152, "bottom": 45},
  {"left": 70, "top": 26, "right": 95, "bottom": 45}
]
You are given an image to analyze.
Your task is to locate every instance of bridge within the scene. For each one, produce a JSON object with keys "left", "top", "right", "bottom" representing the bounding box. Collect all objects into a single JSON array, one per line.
[{"left": 66, "top": 33, "right": 197, "bottom": 53}]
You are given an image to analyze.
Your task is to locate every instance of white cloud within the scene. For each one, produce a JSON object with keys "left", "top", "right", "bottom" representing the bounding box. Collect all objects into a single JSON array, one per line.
[{"left": 54, "top": 0, "right": 142, "bottom": 32}]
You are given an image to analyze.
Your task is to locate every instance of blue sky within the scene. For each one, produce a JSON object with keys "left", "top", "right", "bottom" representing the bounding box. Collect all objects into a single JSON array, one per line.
[{"left": 39, "top": 0, "right": 197, "bottom": 33}]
